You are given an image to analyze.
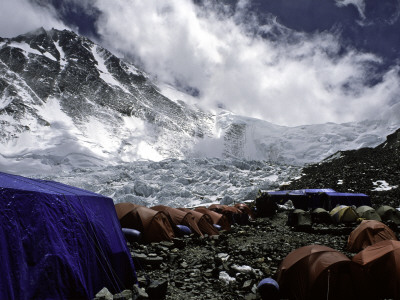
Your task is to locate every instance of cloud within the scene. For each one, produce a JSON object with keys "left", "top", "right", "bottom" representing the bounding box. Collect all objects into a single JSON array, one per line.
[
  {"left": 2, "top": 0, "right": 400, "bottom": 126},
  {"left": 335, "top": 0, "right": 366, "bottom": 19},
  {"left": 0, "top": 0, "right": 66, "bottom": 38},
  {"left": 93, "top": 0, "right": 400, "bottom": 126}
]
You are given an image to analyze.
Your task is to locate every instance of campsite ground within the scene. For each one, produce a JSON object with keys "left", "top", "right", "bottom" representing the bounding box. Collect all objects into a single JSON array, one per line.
[{"left": 128, "top": 211, "right": 362, "bottom": 300}]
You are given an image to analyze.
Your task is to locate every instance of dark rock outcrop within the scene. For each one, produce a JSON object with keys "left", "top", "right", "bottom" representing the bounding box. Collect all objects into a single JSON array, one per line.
[{"left": 287, "top": 128, "right": 400, "bottom": 207}]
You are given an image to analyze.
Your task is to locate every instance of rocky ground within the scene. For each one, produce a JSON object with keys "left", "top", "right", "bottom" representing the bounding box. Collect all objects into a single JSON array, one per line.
[
  {"left": 94, "top": 129, "right": 400, "bottom": 300},
  {"left": 122, "top": 211, "right": 368, "bottom": 300}
]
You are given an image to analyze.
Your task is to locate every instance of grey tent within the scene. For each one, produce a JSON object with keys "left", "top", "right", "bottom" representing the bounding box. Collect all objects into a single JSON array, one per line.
[
  {"left": 287, "top": 209, "right": 312, "bottom": 229},
  {"left": 356, "top": 206, "right": 382, "bottom": 221},
  {"left": 376, "top": 206, "right": 400, "bottom": 225},
  {"left": 311, "top": 208, "right": 332, "bottom": 224}
]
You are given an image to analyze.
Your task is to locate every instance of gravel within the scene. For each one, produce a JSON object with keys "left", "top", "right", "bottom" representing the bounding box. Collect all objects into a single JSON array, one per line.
[{"left": 125, "top": 211, "right": 363, "bottom": 300}]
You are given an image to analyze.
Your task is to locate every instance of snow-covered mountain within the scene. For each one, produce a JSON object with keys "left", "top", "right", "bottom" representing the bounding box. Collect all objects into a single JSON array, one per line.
[{"left": 0, "top": 28, "right": 399, "bottom": 177}]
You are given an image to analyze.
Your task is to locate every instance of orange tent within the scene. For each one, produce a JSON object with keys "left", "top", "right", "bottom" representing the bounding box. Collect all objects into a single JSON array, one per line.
[
  {"left": 353, "top": 240, "right": 400, "bottom": 299},
  {"left": 115, "top": 203, "right": 175, "bottom": 243},
  {"left": 151, "top": 205, "right": 203, "bottom": 237},
  {"left": 194, "top": 207, "right": 231, "bottom": 231},
  {"left": 234, "top": 203, "right": 254, "bottom": 220},
  {"left": 347, "top": 220, "right": 398, "bottom": 252},
  {"left": 277, "top": 244, "right": 369, "bottom": 300},
  {"left": 208, "top": 204, "right": 243, "bottom": 225},
  {"left": 178, "top": 208, "right": 219, "bottom": 236},
  {"left": 209, "top": 204, "right": 241, "bottom": 214}
]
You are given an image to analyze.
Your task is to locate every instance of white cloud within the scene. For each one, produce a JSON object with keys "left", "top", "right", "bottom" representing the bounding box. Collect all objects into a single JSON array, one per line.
[
  {"left": 0, "top": 0, "right": 66, "bottom": 38},
  {"left": 335, "top": 0, "right": 366, "bottom": 19},
  {"left": 1, "top": 0, "right": 399, "bottom": 127},
  {"left": 94, "top": 0, "right": 400, "bottom": 126}
]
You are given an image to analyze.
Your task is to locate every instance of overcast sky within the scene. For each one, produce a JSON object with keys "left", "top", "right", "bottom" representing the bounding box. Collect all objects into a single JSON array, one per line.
[{"left": 1, "top": 0, "right": 400, "bottom": 126}]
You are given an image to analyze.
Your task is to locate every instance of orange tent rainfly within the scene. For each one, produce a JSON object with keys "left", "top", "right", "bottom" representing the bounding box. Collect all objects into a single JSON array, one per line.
[
  {"left": 347, "top": 220, "right": 398, "bottom": 252},
  {"left": 115, "top": 203, "right": 175, "bottom": 243},
  {"left": 234, "top": 203, "right": 254, "bottom": 220},
  {"left": 352, "top": 240, "right": 400, "bottom": 300},
  {"left": 277, "top": 244, "right": 369, "bottom": 300},
  {"left": 209, "top": 204, "right": 242, "bottom": 224},
  {"left": 194, "top": 207, "right": 231, "bottom": 231},
  {"left": 178, "top": 208, "right": 219, "bottom": 236},
  {"left": 151, "top": 205, "right": 203, "bottom": 237}
]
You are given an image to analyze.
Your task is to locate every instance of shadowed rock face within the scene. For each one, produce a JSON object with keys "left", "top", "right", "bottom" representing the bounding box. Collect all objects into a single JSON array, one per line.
[
  {"left": 0, "top": 28, "right": 216, "bottom": 170},
  {"left": 286, "top": 128, "right": 400, "bottom": 207},
  {"left": 0, "top": 28, "right": 211, "bottom": 134}
]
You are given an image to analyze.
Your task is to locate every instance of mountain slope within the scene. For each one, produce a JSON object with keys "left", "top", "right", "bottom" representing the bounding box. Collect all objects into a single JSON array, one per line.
[
  {"left": 0, "top": 28, "right": 399, "bottom": 175},
  {"left": 286, "top": 128, "right": 400, "bottom": 207},
  {"left": 0, "top": 28, "right": 215, "bottom": 173}
]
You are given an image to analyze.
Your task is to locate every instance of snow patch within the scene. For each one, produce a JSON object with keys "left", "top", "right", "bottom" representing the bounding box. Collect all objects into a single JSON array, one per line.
[
  {"left": 127, "top": 64, "right": 140, "bottom": 76},
  {"left": 92, "top": 45, "right": 130, "bottom": 92},
  {"left": 9, "top": 41, "right": 42, "bottom": 57},
  {"left": 219, "top": 271, "right": 236, "bottom": 285},
  {"left": 372, "top": 180, "right": 398, "bottom": 191},
  {"left": 231, "top": 265, "right": 254, "bottom": 274},
  {"left": 42, "top": 51, "right": 57, "bottom": 61},
  {"left": 9, "top": 42, "right": 56, "bottom": 61},
  {"left": 158, "top": 83, "right": 199, "bottom": 106},
  {"left": 54, "top": 40, "right": 67, "bottom": 67}
]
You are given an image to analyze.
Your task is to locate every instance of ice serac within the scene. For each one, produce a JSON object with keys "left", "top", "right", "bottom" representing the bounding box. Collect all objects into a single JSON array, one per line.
[{"left": 0, "top": 28, "right": 399, "bottom": 174}]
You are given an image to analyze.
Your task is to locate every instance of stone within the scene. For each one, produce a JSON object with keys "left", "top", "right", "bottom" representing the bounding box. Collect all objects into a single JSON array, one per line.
[
  {"left": 94, "top": 287, "right": 113, "bottom": 300},
  {"left": 132, "top": 285, "right": 149, "bottom": 299},
  {"left": 146, "top": 280, "right": 168, "bottom": 300},
  {"left": 244, "top": 293, "right": 257, "bottom": 300},
  {"left": 159, "top": 241, "right": 175, "bottom": 249},
  {"left": 145, "top": 256, "right": 164, "bottom": 267},
  {"left": 113, "top": 289, "right": 132, "bottom": 300},
  {"left": 242, "top": 280, "right": 253, "bottom": 289}
]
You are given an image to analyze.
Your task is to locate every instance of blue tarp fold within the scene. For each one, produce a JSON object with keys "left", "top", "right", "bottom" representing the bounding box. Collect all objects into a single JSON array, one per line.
[{"left": 0, "top": 172, "right": 136, "bottom": 300}]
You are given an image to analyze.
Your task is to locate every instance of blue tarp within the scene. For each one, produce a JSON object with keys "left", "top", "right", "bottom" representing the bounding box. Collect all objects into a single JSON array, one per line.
[
  {"left": 259, "top": 189, "right": 336, "bottom": 210},
  {"left": 289, "top": 189, "right": 336, "bottom": 210},
  {"left": 323, "top": 192, "right": 371, "bottom": 210},
  {"left": 259, "top": 189, "right": 370, "bottom": 211},
  {"left": 0, "top": 172, "right": 136, "bottom": 300}
]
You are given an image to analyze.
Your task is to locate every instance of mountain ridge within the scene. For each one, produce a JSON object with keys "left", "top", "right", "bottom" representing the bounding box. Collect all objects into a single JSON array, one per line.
[{"left": 0, "top": 28, "right": 399, "bottom": 175}]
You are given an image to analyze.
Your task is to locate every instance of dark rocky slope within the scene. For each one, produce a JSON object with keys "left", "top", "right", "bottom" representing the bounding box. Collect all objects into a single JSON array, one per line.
[{"left": 286, "top": 128, "right": 400, "bottom": 208}]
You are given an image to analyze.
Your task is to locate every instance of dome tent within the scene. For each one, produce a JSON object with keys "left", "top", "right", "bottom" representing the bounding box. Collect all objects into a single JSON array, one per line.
[
  {"left": 352, "top": 240, "right": 400, "bottom": 299},
  {"left": 234, "top": 203, "right": 255, "bottom": 220},
  {"left": 330, "top": 205, "right": 358, "bottom": 224},
  {"left": 115, "top": 203, "right": 175, "bottom": 243},
  {"left": 376, "top": 205, "right": 400, "bottom": 225},
  {"left": 347, "top": 220, "right": 397, "bottom": 252},
  {"left": 178, "top": 208, "right": 219, "bottom": 236},
  {"left": 151, "top": 205, "right": 203, "bottom": 236},
  {"left": 277, "top": 244, "right": 370, "bottom": 300},
  {"left": 356, "top": 206, "right": 381, "bottom": 221},
  {"left": 287, "top": 209, "right": 312, "bottom": 229},
  {"left": 209, "top": 204, "right": 245, "bottom": 225},
  {"left": 0, "top": 172, "right": 136, "bottom": 300},
  {"left": 311, "top": 207, "right": 332, "bottom": 224},
  {"left": 194, "top": 207, "right": 231, "bottom": 231}
]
